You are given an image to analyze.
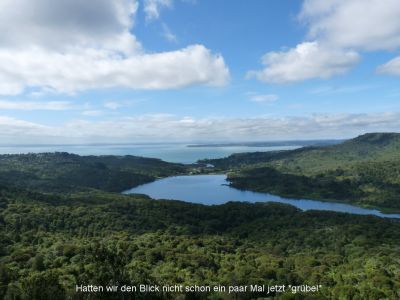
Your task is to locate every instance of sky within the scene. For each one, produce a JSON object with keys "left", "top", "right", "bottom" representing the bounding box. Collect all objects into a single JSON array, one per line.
[{"left": 1, "top": 0, "right": 400, "bottom": 143}]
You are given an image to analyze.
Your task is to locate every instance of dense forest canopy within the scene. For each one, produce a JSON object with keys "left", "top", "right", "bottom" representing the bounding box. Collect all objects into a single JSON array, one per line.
[
  {"left": 0, "top": 152, "right": 187, "bottom": 193},
  {"left": 1, "top": 186, "right": 400, "bottom": 299},
  {"left": 0, "top": 133, "right": 399, "bottom": 299}
]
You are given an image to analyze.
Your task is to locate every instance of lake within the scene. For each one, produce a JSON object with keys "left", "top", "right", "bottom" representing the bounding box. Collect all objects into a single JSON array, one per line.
[
  {"left": 0, "top": 144, "right": 300, "bottom": 164},
  {"left": 124, "top": 174, "right": 400, "bottom": 219}
]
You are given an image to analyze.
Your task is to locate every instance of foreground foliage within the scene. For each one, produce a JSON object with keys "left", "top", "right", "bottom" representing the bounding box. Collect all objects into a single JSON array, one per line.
[
  {"left": 1, "top": 136, "right": 399, "bottom": 299},
  {"left": 0, "top": 186, "right": 399, "bottom": 299}
]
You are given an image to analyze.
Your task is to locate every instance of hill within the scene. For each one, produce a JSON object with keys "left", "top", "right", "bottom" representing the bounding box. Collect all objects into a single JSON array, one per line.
[
  {"left": 0, "top": 152, "right": 187, "bottom": 193},
  {"left": 201, "top": 133, "right": 400, "bottom": 212},
  {"left": 0, "top": 140, "right": 399, "bottom": 298}
]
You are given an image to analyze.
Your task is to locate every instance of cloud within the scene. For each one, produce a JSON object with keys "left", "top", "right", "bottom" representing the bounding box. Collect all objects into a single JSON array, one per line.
[
  {"left": 143, "top": 0, "right": 173, "bottom": 21},
  {"left": 0, "top": 0, "right": 229, "bottom": 96},
  {"left": 162, "top": 23, "right": 178, "bottom": 43},
  {"left": 376, "top": 56, "right": 400, "bottom": 76},
  {"left": 0, "top": 116, "right": 52, "bottom": 139},
  {"left": 0, "top": 100, "right": 73, "bottom": 110},
  {"left": 249, "top": 94, "right": 278, "bottom": 103},
  {"left": 0, "top": 45, "right": 229, "bottom": 95},
  {"left": 81, "top": 110, "right": 105, "bottom": 117},
  {"left": 300, "top": 0, "right": 400, "bottom": 51},
  {"left": 251, "top": 0, "right": 400, "bottom": 83},
  {"left": 143, "top": 0, "right": 195, "bottom": 21},
  {"left": 104, "top": 101, "right": 124, "bottom": 110},
  {"left": 103, "top": 100, "right": 140, "bottom": 110},
  {"left": 0, "top": 0, "right": 140, "bottom": 54},
  {"left": 248, "top": 42, "right": 359, "bottom": 84},
  {"left": 309, "top": 84, "right": 376, "bottom": 95},
  {"left": 1, "top": 112, "right": 400, "bottom": 143}
]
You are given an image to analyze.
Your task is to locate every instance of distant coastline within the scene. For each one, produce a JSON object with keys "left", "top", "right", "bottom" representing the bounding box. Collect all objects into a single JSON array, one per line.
[{"left": 187, "top": 139, "right": 343, "bottom": 148}]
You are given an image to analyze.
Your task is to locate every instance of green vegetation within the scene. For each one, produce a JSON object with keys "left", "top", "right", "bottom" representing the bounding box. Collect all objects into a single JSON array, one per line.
[
  {"left": 202, "top": 133, "right": 400, "bottom": 212},
  {"left": 0, "top": 152, "right": 186, "bottom": 193},
  {"left": 1, "top": 186, "right": 399, "bottom": 299},
  {"left": 1, "top": 135, "right": 400, "bottom": 299}
]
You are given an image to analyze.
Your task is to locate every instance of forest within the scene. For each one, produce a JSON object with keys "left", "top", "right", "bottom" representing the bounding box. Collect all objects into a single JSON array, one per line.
[
  {"left": 0, "top": 152, "right": 187, "bottom": 193},
  {"left": 1, "top": 185, "right": 399, "bottom": 299},
  {"left": 0, "top": 133, "right": 399, "bottom": 299}
]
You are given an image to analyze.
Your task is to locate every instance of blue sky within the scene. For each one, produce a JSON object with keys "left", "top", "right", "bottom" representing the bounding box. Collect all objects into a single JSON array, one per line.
[{"left": 0, "top": 0, "right": 400, "bottom": 143}]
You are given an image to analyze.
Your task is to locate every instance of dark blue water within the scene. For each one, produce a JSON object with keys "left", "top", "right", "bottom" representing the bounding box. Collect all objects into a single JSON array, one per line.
[{"left": 124, "top": 174, "right": 400, "bottom": 219}]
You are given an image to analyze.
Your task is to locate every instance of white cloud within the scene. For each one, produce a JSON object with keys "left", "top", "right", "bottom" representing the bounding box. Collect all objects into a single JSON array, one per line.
[
  {"left": 104, "top": 101, "right": 123, "bottom": 110},
  {"left": 0, "top": 112, "right": 399, "bottom": 143},
  {"left": 144, "top": 0, "right": 173, "bottom": 21},
  {"left": 248, "top": 42, "right": 359, "bottom": 84},
  {"left": 309, "top": 84, "right": 376, "bottom": 95},
  {"left": 249, "top": 94, "right": 278, "bottom": 103},
  {"left": 0, "top": 45, "right": 229, "bottom": 95},
  {"left": 251, "top": 0, "right": 400, "bottom": 83},
  {"left": 376, "top": 56, "right": 400, "bottom": 76},
  {"left": 81, "top": 110, "right": 105, "bottom": 117},
  {"left": 0, "top": 83, "right": 28, "bottom": 96},
  {"left": 0, "top": 116, "right": 53, "bottom": 140},
  {"left": 103, "top": 100, "right": 140, "bottom": 110},
  {"left": 162, "top": 23, "right": 178, "bottom": 43},
  {"left": 143, "top": 0, "right": 196, "bottom": 21},
  {"left": 0, "top": 100, "right": 73, "bottom": 110},
  {"left": 300, "top": 0, "right": 400, "bottom": 51},
  {"left": 0, "top": 0, "right": 229, "bottom": 96}
]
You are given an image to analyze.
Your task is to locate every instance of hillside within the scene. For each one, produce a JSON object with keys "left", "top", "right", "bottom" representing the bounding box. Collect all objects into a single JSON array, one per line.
[
  {"left": 202, "top": 133, "right": 400, "bottom": 212},
  {"left": 0, "top": 152, "right": 187, "bottom": 193},
  {"left": 202, "top": 132, "right": 400, "bottom": 171},
  {"left": 0, "top": 140, "right": 399, "bottom": 298},
  {"left": 1, "top": 186, "right": 399, "bottom": 299}
]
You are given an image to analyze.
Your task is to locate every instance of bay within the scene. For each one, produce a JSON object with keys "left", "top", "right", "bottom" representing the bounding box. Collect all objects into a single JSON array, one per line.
[{"left": 0, "top": 143, "right": 299, "bottom": 163}]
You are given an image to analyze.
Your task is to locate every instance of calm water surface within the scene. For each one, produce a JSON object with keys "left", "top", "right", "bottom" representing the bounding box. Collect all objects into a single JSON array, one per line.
[
  {"left": 0, "top": 144, "right": 299, "bottom": 164},
  {"left": 124, "top": 174, "right": 400, "bottom": 219}
]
